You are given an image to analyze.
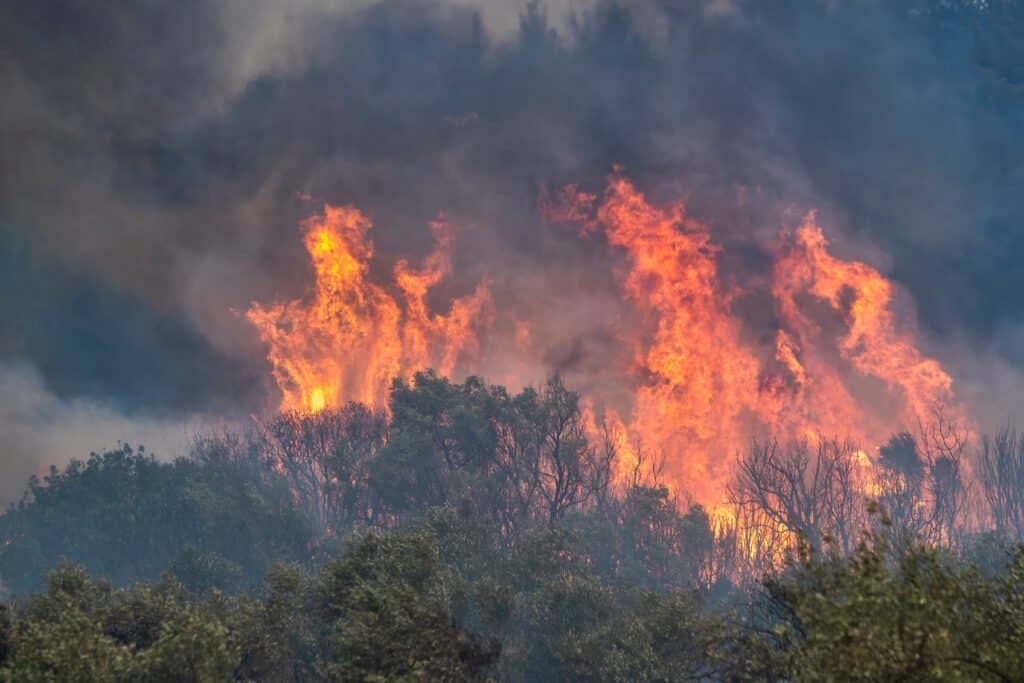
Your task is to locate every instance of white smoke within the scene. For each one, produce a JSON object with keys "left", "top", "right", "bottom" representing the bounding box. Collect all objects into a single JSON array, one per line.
[{"left": 0, "top": 363, "right": 213, "bottom": 506}]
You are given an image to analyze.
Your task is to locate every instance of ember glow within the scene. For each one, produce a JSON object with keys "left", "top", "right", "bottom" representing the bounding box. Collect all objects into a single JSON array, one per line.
[{"left": 248, "top": 171, "right": 966, "bottom": 509}]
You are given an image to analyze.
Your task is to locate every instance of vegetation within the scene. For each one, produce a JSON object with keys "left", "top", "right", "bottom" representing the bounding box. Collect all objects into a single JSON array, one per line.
[
  {"left": 6, "top": 0, "right": 1024, "bottom": 679},
  {"left": 0, "top": 444, "right": 313, "bottom": 595},
  {"left": 2, "top": 370, "right": 1024, "bottom": 681},
  {"left": 2, "top": 515, "right": 1024, "bottom": 681}
]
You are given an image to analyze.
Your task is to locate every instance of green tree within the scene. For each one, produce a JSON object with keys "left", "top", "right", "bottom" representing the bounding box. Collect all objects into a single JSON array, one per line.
[
  {"left": 0, "top": 445, "right": 313, "bottom": 595},
  {"left": 767, "top": 532, "right": 1024, "bottom": 681},
  {"left": 562, "top": 592, "right": 717, "bottom": 682},
  {"left": 315, "top": 528, "right": 498, "bottom": 682},
  {"left": 227, "top": 564, "right": 320, "bottom": 682}
]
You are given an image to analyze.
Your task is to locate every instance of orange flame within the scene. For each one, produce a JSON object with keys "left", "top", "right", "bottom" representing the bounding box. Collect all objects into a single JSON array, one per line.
[
  {"left": 771, "top": 216, "right": 957, "bottom": 436},
  {"left": 590, "top": 175, "right": 762, "bottom": 502},
  {"left": 246, "top": 205, "right": 489, "bottom": 414},
  {"left": 544, "top": 171, "right": 966, "bottom": 509},
  {"left": 249, "top": 172, "right": 966, "bottom": 512}
]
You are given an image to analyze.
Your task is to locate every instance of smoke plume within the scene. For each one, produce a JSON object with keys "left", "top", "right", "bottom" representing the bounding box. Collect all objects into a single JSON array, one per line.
[{"left": 2, "top": 0, "right": 1023, "bottom": 502}]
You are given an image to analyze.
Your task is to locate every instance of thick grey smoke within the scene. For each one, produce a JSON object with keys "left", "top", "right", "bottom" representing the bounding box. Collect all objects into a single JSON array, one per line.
[{"left": 2, "top": 0, "right": 1023, "bottom": 501}]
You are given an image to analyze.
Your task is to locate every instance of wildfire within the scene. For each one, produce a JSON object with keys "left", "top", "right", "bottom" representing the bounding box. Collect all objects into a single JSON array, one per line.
[
  {"left": 771, "top": 216, "right": 957, "bottom": 436},
  {"left": 246, "top": 205, "right": 490, "bottom": 414},
  {"left": 248, "top": 170, "right": 966, "bottom": 512},
  {"left": 584, "top": 175, "right": 762, "bottom": 502},
  {"left": 543, "top": 170, "right": 966, "bottom": 508}
]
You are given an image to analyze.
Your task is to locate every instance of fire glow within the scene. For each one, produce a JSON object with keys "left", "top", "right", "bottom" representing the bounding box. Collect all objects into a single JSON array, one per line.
[
  {"left": 247, "top": 171, "right": 965, "bottom": 509},
  {"left": 246, "top": 205, "right": 490, "bottom": 414}
]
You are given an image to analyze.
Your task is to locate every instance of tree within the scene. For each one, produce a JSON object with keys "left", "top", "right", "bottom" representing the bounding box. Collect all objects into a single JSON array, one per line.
[
  {"left": 496, "top": 375, "right": 613, "bottom": 534},
  {"left": 121, "top": 610, "right": 238, "bottom": 683},
  {"left": 916, "top": 410, "right": 970, "bottom": 546},
  {"left": 314, "top": 528, "right": 498, "bottom": 682},
  {"left": 193, "top": 404, "right": 386, "bottom": 537},
  {"left": 0, "top": 445, "right": 313, "bottom": 596},
  {"left": 371, "top": 372, "right": 612, "bottom": 538},
  {"left": 729, "top": 438, "right": 864, "bottom": 557},
  {"left": 875, "top": 432, "right": 930, "bottom": 541},
  {"left": 571, "top": 485, "right": 715, "bottom": 592},
  {"left": 979, "top": 426, "right": 1024, "bottom": 541},
  {"left": 872, "top": 421, "right": 968, "bottom": 549},
  {"left": 228, "top": 564, "right": 320, "bottom": 682},
  {"left": 561, "top": 592, "right": 718, "bottom": 682},
  {"left": 0, "top": 563, "right": 240, "bottom": 682},
  {"left": 765, "top": 532, "right": 1024, "bottom": 681},
  {"left": 370, "top": 372, "right": 504, "bottom": 521}
]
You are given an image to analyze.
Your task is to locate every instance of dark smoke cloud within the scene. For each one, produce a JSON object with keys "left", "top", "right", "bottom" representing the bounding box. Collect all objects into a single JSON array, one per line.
[{"left": 2, "top": 0, "right": 1023, "bottom": 498}]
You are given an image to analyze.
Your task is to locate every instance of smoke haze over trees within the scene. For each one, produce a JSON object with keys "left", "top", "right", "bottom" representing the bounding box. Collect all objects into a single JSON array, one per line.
[{"left": 1, "top": 373, "right": 1024, "bottom": 679}]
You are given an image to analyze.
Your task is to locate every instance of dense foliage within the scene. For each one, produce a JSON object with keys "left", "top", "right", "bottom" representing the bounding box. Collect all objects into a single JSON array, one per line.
[
  {"left": 2, "top": 369, "right": 1024, "bottom": 680},
  {"left": 2, "top": 516, "right": 1024, "bottom": 681},
  {"left": 0, "top": 445, "right": 313, "bottom": 596}
]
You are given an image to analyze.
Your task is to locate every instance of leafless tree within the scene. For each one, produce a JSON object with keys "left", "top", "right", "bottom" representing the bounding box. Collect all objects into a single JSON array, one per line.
[
  {"left": 874, "top": 432, "right": 931, "bottom": 543},
  {"left": 861, "top": 406, "right": 971, "bottom": 547},
  {"left": 193, "top": 405, "right": 386, "bottom": 535},
  {"left": 587, "top": 419, "right": 619, "bottom": 516},
  {"left": 713, "top": 503, "right": 789, "bottom": 584},
  {"left": 623, "top": 435, "right": 666, "bottom": 492},
  {"left": 979, "top": 426, "right": 1024, "bottom": 541},
  {"left": 533, "top": 375, "right": 608, "bottom": 525},
  {"left": 917, "top": 405, "right": 970, "bottom": 544},
  {"left": 728, "top": 438, "right": 864, "bottom": 557}
]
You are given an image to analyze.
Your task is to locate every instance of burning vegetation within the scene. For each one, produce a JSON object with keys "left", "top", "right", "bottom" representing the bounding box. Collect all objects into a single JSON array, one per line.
[
  {"left": 1, "top": 175, "right": 1021, "bottom": 680},
  {"left": 7, "top": 0, "right": 1024, "bottom": 680},
  {"left": 246, "top": 205, "right": 490, "bottom": 414},
  {"left": 246, "top": 171, "right": 968, "bottom": 534}
]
